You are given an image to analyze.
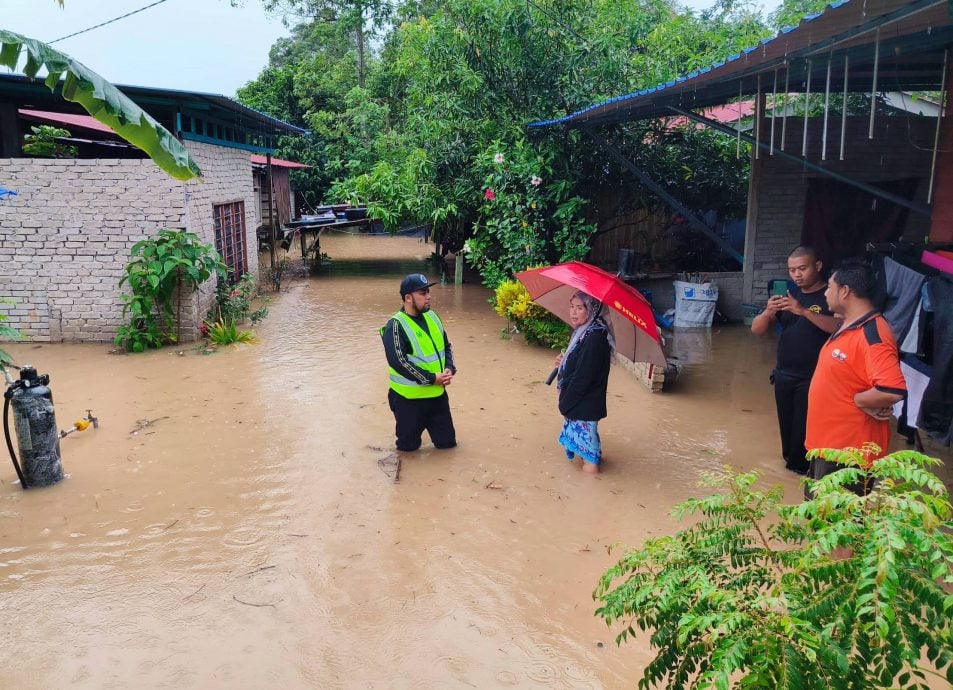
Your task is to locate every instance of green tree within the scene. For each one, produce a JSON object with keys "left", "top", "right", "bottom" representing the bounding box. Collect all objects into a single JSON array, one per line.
[
  {"left": 596, "top": 447, "right": 953, "bottom": 689},
  {"left": 254, "top": 0, "right": 393, "bottom": 87},
  {"left": 238, "top": 0, "right": 775, "bottom": 282}
]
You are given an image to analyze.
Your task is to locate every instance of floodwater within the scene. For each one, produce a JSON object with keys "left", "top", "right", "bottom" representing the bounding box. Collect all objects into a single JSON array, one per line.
[{"left": 0, "top": 232, "right": 948, "bottom": 689}]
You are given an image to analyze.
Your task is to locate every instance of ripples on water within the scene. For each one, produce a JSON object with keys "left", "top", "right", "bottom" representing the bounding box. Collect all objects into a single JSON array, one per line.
[{"left": 9, "top": 233, "right": 943, "bottom": 688}]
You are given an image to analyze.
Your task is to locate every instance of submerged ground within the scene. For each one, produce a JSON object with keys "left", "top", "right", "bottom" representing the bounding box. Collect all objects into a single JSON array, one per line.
[{"left": 2, "top": 232, "right": 949, "bottom": 688}]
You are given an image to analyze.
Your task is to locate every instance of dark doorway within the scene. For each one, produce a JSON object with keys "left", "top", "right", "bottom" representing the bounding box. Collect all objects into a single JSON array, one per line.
[{"left": 801, "top": 177, "right": 919, "bottom": 268}]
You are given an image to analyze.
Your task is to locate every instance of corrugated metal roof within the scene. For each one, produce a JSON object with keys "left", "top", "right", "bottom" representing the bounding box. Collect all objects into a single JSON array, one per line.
[
  {"left": 19, "top": 108, "right": 116, "bottom": 134},
  {"left": 0, "top": 73, "right": 307, "bottom": 137},
  {"left": 530, "top": 0, "right": 952, "bottom": 129},
  {"left": 112, "top": 82, "right": 308, "bottom": 136},
  {"left": 250, "top": 154, "right": 310, "bottom": 169}
]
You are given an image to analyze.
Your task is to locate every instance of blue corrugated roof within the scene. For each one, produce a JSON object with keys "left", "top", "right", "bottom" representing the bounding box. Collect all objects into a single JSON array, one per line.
[{"left": 528, "top": 0, "right": 936, "bottom": 129}]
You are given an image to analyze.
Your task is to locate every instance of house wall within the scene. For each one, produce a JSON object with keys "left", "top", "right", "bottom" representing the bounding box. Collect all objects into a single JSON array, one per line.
[
  {"left": 0, "top": 140, "right": 259, "bottom": 344},
  {"left": 179, "top": 140, "right": 260, "bottom": 343},
  {"left": 0, "top": 158, "right": 185, "bottom": 342},
  {"left": 744, "top": 115, "right": 934, "bottom": 304}
]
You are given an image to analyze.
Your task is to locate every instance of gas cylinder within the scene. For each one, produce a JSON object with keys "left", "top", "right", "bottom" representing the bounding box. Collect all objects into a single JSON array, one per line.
[{"left": 6, "top": 366, "right": 63, "bottom": 488}]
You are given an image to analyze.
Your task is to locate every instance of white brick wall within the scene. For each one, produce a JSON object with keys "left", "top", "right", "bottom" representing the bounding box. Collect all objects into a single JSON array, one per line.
[{"left": 0, "top": 141, "right": 259, "bottom": 344}]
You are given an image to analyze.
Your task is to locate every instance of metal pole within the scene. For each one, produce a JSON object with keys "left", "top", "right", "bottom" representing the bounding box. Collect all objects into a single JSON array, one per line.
[
  {"left": 770, "top": 69, "right": 778, "bottom": 155},
  {"left": 840, "top": 54, "right": 849, "bottom": 160},
  {"left": 803, "top": 60, "right": 812, "bottom": 157},
  {"left": 781, "top": 66, "right": 790, "bottom": 151},
  {"left": 737, "top": 80, "right": 743, "bottom": 158},
  {"left": 869, "top": 28, "right": 880, "bottom": 139},
  {"left": 928, "top": 48, "right": 949, "bottom": 203},
  {"left": 822, "top": 57, "right": 832, "bottom": 161},
  {"left": 755, "top": 75, "right": 762, "bottom": 159}
]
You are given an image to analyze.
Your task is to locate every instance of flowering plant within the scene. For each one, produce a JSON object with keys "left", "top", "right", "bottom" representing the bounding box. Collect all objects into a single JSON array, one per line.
[
  {"left": 468, "top": 139, "right": 595, "bottom": 289},
  {"left": 209, "top": 272, "right": 258, "bottom": 325}
]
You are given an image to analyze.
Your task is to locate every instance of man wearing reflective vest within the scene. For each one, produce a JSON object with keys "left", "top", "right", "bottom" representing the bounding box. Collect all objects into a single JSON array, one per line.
[{"left": 380, "top": 273, "right": 458, "bottom": 452}]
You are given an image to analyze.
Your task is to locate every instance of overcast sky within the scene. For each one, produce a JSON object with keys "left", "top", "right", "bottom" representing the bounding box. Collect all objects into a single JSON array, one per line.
[{"left": 2, "top": 0, "right": 782, "bottom": 97}]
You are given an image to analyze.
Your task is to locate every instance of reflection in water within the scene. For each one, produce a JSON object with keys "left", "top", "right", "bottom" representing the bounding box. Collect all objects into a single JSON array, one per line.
[{"left": 1, "top": 232, "right": 948, "bottom": 688}]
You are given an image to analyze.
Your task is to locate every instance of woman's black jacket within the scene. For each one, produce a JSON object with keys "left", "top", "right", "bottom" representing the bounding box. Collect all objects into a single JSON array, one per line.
[{"left": 558, "top": 326, "right": 611, "bottom": 421}]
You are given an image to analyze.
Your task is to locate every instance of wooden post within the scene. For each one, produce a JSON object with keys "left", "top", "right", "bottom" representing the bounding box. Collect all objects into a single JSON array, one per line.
[
  {"left": 455, "top": 250, "right": 463, "bottom": 285},
  {"left": 266, "top": 153, "right": 276, "bottom": 280}
]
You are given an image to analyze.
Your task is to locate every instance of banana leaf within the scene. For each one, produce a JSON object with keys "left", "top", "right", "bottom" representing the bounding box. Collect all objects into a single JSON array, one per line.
[{"left": 0, "top": 29, "right": 201, "bottom": 181}]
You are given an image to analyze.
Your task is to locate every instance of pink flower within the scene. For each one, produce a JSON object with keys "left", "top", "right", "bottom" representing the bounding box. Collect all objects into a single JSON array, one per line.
[
  {"left": 493, "top": 153, "right": 504, "bottom": 164},
  {"left": 229, "top": 289, "right": 239, "bottom": 297},
  {"left": 483, "top": 188, "right": 496, "bottom": 201},
  {"left": 530, "top": 175, "right": 542, "bottom": 187},
  {"left": 200, "top": 322, "right": 209, "bottom": 336}
]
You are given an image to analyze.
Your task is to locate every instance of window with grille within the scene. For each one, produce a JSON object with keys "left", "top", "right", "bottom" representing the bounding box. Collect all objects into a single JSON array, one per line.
[{"left": 213, "top": 201, "right": 247, "bottom": 283}]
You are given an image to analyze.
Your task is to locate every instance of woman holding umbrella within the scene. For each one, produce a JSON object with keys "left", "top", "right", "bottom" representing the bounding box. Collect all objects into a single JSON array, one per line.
[{"left": 554, "top": 291, "right": 615, "bottom": 474}]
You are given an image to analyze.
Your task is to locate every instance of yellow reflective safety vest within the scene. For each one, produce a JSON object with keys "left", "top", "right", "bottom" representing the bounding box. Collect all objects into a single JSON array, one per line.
[{"left": 385, "top": 310, "right": 447, "bottom": 399}]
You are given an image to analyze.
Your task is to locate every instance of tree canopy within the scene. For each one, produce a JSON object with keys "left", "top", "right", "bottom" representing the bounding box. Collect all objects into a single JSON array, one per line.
[{"left": 240, "top": 0, "right": 817, "bottom": 283}]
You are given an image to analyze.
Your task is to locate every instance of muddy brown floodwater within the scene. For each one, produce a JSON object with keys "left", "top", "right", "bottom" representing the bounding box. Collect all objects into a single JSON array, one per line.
[{"left": 1, "top": 231, "right": 950, "bottom": 689}]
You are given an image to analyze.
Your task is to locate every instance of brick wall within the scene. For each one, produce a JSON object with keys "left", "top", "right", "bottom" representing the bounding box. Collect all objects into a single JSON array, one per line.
[
  {"left": 744, "top": 115, "right": 934, "bottom": 304},
  {"left": 0, "top": 141, "right": 258, "bottom": 344}
]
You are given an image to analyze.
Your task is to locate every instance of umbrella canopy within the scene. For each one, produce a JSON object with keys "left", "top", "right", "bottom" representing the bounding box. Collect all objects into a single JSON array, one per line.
[{"left": 516, "top": 261, "right": 666, "bottom": 366}]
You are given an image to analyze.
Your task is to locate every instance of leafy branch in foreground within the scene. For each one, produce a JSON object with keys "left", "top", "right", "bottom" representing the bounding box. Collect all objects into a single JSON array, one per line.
[{"left": 595, "top": 447, "right": 953, "bottom": 689}]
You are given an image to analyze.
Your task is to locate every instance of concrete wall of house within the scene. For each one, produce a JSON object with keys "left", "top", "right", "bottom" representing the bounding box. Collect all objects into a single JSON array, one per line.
[
  {"left": 0, "top": 158, "right": 185, "bottom": 343},
  {"left": 744, "top": 116, "right": 934, "bottom": 304},
  {"left": 0, "top": 140, "right": 259, "bottom": 344}
]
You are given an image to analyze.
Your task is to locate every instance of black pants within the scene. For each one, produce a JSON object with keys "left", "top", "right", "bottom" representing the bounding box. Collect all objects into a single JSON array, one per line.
[
  {"left": 388, "top": 389, "right": 457, "bottom": 452},
  {"left": 805, "top": 457, "right": 872, "bottom": 500},
  {"left": 773, "top": 370, "right": 810, "bottom": 474}
]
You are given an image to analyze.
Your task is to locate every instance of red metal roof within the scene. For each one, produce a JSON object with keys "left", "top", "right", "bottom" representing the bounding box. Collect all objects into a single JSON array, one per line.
[
  {"left": 667, "top": 100, "right": 759, "bottom": 128},
  {"left": 250, "top": 154, "right": 310, "bottom": 169},
  {"left": 18, "top": 109, "right": 115, "bottom": 134}
]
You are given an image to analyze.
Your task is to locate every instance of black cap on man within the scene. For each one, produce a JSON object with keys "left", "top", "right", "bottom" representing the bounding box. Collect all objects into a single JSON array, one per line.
[{"left": 400, "top": 273, "right": 437, "bottom": 297}]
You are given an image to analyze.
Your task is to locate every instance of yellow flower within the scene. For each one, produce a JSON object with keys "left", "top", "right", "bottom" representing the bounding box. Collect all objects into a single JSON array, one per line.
[{"left": 530, "top": 202, "right": 537, "bottom": 209}]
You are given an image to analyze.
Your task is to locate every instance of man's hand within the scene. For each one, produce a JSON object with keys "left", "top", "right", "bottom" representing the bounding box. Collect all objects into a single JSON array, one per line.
[
  {"left": 434, "top": 369, "right": 454, "bottom": 386},
  {"left": 764, "top": 295, "right": 784, "bottom": 315},
  {"left": 778, "top": 291, "right": 807, "bottom": 317},
  {"left": 554, "top": 353, "right": 563, "bottom": 368},
  {"left": 858, "top": 405, "right": 893, "bottom": 421}
]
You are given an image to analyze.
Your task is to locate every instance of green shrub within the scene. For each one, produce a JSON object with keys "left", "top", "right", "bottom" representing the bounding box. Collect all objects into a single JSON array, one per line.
[
  {"left": 115, "top": 228, "right": 226, "bottom": 351},
  {"left": 22, "top": 125, "right": 77, "bottom": 158},
  {"left": 595, "top": 446, "right": 953, "bottom": 689}
]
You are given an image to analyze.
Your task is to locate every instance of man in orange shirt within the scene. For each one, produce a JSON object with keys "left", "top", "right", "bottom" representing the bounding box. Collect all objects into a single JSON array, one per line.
[{"left": 805, "top": 259, "right": 906, "bottom": 492}]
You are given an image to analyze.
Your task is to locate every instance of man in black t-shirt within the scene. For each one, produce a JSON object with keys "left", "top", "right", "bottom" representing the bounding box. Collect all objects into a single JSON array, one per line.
[{"left": 751, "top": 246, "right": 840, "bottom": 474}]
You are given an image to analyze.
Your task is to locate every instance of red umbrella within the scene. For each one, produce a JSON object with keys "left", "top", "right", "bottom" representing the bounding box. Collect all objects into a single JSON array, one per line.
[{"left": 516, "top": 261, "right": 666, "bottom": 366}]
